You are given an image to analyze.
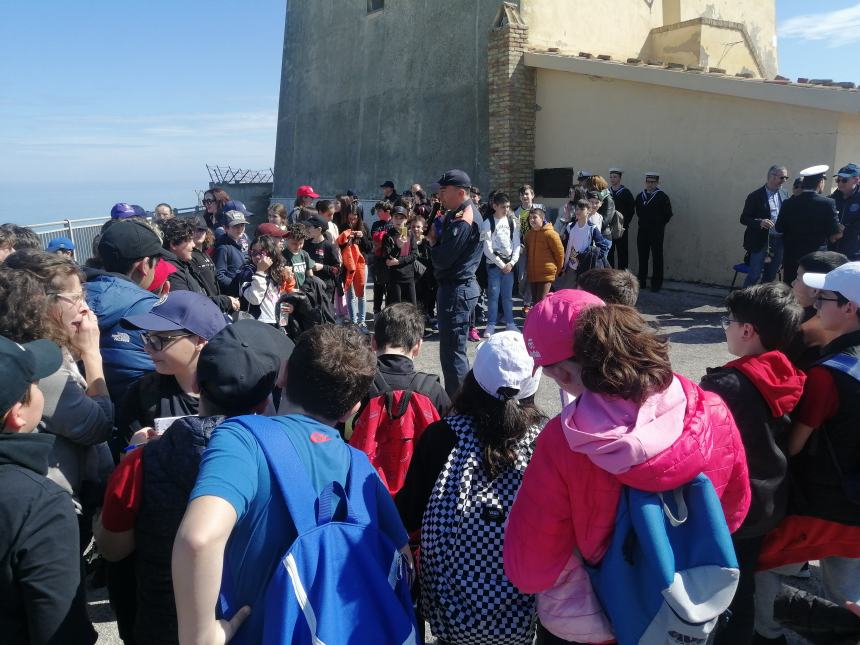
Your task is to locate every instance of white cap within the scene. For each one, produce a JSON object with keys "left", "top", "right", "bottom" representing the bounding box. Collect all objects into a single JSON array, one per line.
[
  {"left": 473, "top": 331, "right": 542, "bottom": 400},
  {"left": 608, "top": 167, "right": 623, "bottom": 174},
  {"left": 802, "top": 262, "right": 860, "bottom": 306},
  {"left": 645, "top": 171, "right": 660, "bottom": 179},
  {"left": 799, "top": 164, "right": 829, "bottom": 178}
]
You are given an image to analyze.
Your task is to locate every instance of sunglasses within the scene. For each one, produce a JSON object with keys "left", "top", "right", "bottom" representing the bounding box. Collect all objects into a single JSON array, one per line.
[
  {"left": 142, "top": 332, "right": 191, "bottom": 351},
  {"left": 202, "top": 198, "right": 215, "bottom": 204}
]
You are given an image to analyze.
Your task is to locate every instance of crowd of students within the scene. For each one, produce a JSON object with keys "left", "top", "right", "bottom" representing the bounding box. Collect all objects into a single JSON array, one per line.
[{"left": 0, "top": 184, "right": 859, "bottom": 645}]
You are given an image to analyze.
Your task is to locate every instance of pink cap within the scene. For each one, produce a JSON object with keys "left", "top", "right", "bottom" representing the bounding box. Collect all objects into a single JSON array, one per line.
[
  {"left": 296, "top": 185, "right": 320, "bottom": 199},
  {"left": 523, "top": 290, "right": 605, "bottom": 366}
]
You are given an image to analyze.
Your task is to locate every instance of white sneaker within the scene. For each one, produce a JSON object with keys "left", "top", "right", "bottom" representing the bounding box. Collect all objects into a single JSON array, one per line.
[
  {"left": 483, "top": 325, "right": 495, "bottom": 338},
  {"left": 505, "top": 324, "right": 519, "bottom": 332}
]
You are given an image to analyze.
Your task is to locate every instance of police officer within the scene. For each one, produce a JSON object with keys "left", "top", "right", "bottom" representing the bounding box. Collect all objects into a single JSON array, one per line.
[
  {"left": 608, "top": 167, "right": 635, "bottom": 270},
  {"left": 635, "top": 171, "right": 673, "bottom": 292},
  {"left": 429, "top": 169, "right": 484, "bottom": 396},
  {"left": 776, "top": 164, "right": 841, "bottom": 286},
  {"left": 831, "top": 163, "right": 860, "bottom": 260}
]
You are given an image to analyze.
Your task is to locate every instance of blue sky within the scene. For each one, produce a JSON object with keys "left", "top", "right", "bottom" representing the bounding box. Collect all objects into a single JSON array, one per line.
[{"left": 0, "top": 1, "right": 853, "bottom": 224}]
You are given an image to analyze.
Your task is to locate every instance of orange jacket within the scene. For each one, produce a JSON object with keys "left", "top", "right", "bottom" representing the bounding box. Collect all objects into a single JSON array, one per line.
[
  {"left": 337, "top": 230, "right": 367, "bottom": 296},
  {"left": 526, "top": 224, "right": 565, "bottom": 283}
]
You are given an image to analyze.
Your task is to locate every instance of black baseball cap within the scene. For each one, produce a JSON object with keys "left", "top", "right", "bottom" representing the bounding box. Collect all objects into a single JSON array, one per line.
[
  {"left": 0, "top": 336, "right": 62, "bottom": 415},
  {"left": 197, "top": 320, "right": 295, "bottom": 414},
  {"left": 434, "top": 169, "right": 472, "bottom": 189},
  {"left": 305, "top": 215, "right": 327, "bottom": 229},
  {"left": 380, "top": 180, "right": 396, "bottom": 189},
  {"left": 98, "top": 219, "right": 163, "bottom": 265}
]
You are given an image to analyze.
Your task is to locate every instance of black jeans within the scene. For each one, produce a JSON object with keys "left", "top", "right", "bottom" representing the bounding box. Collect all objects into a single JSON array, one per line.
[
  {"left": 387, "top": 279, "right": 417, "bottom": 306},
  {"left": 713, "top": 534, "right": 765, "bottom": 645},
  {"left": 608, "top": 228, "right": 629, "bottom": 270},
  {"left": 536, "top": 622, "right": 593, "bottom": 644},
  {"left": 637, "top": 225, "right": 666, "bottom": 289}
]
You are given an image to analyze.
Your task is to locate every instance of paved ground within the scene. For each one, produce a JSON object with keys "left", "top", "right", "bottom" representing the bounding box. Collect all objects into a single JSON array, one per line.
[{"left": 90, "top": 280, "right": 818, "bottom": 644}]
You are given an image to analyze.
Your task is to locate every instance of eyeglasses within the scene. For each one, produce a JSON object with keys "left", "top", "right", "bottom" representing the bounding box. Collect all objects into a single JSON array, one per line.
[
  {"left": 719, "top": 316, "right": 737, "bottom": 329},
  {"left": 250, "top": 250, "right": 267, "bottom": 257},
  {"left": 141, "top": 332, "right": 191, "bottom": 351},
  {"left": 777, "top": 176, "right": 789, "bottom": 181},
  {"left": 815, "top": 295, "right": 841, "bottom": 305},
  {"left": 202, "top": 198, "right": 215, "bottom": 204},
  {"left": 49, "top": 291, "right": 86, "bottom": 306},
  {"left": 194, "top": 227, "right": 208, "bottom": 233}
]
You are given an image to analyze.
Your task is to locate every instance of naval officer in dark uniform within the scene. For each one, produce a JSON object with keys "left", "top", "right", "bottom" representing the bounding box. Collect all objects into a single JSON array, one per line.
[
  {"left": 775, "top": 164, "right": 841, "bottom": 286},
  {"left": 429, "top": 169, "right": 484, "bottom": 396},
  {"left": 635, "top": 171, "right": 674, "bottom": 292},
  {"left": 608, "top": 167, "right": 635, "bottom": 270}
]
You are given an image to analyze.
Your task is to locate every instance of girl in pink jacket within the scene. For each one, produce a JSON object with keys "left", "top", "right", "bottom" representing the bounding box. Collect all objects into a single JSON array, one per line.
[{"left": 504, "top": 293, "right": 751, "bottom": 644}]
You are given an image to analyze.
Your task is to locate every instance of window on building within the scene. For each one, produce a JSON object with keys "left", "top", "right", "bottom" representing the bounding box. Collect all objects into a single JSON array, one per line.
[{"left": 367, "top": 0, "right": 383, "bottom": 13}]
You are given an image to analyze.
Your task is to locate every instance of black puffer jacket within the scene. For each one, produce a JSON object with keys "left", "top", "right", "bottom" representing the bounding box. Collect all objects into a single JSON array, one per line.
[
  {"left": 700, "top": 350, "right": 806, "bottom": 538},
  {"left": 134, "top": 415, "right": 223, "bottom": 644}
]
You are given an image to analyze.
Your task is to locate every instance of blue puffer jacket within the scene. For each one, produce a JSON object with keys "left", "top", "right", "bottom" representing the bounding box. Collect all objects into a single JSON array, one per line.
[
  {"left": 214, "top": 236, "right": 246, "bottom": 295},
  {"left": 85, "top": 271, "right": 157, "bottom": 404}
]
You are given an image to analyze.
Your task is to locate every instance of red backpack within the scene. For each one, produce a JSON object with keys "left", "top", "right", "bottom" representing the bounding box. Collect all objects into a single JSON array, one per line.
[{"left": 350, "top": 372, "right": 441, "bottom": 496}]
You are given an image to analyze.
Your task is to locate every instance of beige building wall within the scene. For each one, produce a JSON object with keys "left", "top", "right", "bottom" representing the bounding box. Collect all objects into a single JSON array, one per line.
[
  {"left": 533, "top": 68, "right": 846, "bottom": 285},
  {"left": 680, "top": 0, "right": 777, "bottom": 76},
  {"left": 522, "top": 0, "right": 776, "bottom": 77},
  {"left": 521, "top": 0, "right": 663, "bottom": 59},
  {"left": 836, "top": 114, "right": 860, "bottom": 194}
]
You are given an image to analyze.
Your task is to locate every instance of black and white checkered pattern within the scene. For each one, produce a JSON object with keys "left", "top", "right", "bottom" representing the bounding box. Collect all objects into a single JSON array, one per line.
[{"left": 420, "top": 415, "right": 539, "bottom": 645}]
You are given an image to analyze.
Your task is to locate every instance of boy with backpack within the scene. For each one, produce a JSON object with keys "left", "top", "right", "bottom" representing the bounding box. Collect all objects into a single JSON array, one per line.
[
  {"left": 349, "top": 303, "right": 450, "bottom": 495},
  {"left": 756, "top": 262, "right": 860, "bottom": 643},
  {"left": 698, "top": 283, "right": 806, "bottom": 643},
  {"left": 94, "top": 320, "right": 293, "bottom": 645},
  {"left": 173, "top": 324, "right": 415, "bottom": 645},
  {"left": 481, "top": 192, "right": 521, "bottom": 336}
]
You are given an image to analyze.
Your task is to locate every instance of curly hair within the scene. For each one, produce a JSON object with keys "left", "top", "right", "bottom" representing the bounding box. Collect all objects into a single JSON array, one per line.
[
  {"left": 160, "top": 217, "right": 194, "bottom": 249},
  {"left": 574, "top": 304, "right": 673, "bottom": 404},
  {"left": 285, "top": 222, "right": 309, "bottom": 241},
  {"left": 2, "top": 250, "right": 84, "bottom": 349},
  {"left": 451, "top": 372, "right": 547, "bottom": 480},
  {"left": 0, "top": 267, "right": 55, "bottom": 346}
]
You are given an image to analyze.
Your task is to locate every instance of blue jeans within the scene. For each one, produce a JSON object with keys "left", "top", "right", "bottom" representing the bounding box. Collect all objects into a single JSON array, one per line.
[
  {"left": 346, "top": 266, "right": 368, "bottom": 324},
  {"left": 486, "top": 265, "right": 515, "bottom": 327},
  {"left": 437, "top": 279, "right": 480, "bottom": 397},
  {"left": 744, "top": 235, "right": 783, "bottom": 286}
]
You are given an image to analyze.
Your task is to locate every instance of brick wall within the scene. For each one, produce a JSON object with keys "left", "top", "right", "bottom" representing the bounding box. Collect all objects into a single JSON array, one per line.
[{"left": 488, "top": 15, "right": 536, "bottom": 198}]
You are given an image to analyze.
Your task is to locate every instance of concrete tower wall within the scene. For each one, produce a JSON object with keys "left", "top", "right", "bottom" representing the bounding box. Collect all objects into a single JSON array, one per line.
[{"left": 273, "top": 0, "right": 502, "bottom": 200}]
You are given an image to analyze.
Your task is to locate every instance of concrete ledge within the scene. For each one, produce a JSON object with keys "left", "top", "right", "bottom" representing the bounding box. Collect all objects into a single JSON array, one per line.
[{"left": 524, "top": 51, "right": 860, "bottom": 114}]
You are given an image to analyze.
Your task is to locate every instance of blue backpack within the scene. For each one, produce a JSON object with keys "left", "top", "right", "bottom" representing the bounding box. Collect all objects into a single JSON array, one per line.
[
  {"left": 242, "top": 416, "right": 418, "bottom": 644},
  {"left": 587, "top": 473, "right": 739, "bottom": 645}
]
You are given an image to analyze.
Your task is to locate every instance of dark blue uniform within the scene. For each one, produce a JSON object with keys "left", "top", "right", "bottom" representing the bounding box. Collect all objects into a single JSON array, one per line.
[
  {"left": 775, "top": 191, "right": 840, "bottom": 285},
  {"left": 832, "top": 186, "right": 860, "bottom": 261},
  {"left": 431, "top": 200, "right": 484, "bottom": 396}
]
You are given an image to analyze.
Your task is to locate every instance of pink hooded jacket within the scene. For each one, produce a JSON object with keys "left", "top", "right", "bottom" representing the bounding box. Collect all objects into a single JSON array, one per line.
[{"left": 503, "top": 374, "right": 750, "bottom": 643}]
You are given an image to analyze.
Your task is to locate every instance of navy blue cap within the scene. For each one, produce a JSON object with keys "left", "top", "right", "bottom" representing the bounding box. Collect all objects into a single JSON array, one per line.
[
  {"left": 223, "top": 200, "right": 252, "bottom": 216},
  {"left": 434, "top": 169, "right": 471, "bottom": 189},
  {"left": 0, "top": 336, "right": 62, "bottom": 415},
  {"left": 836, "top": 163, "right": 860, "bottom": 178},
  {"left": 46, "top": 236, "right": 75, "bottom": 252},
  {"left": 304, "top": 215, "right": 326, "bottom": 229},
  {"left": 346, "top": 189, "right": 358, "bottom": 198},
  {"left": 380, "top": 180, "right": 396, "bottom": 189},
  {"left": 131, "top": 205, "right": 147, "bottom": 217},
  {"left": 121, "top": 290, "right": 229, "bottom": 340}
]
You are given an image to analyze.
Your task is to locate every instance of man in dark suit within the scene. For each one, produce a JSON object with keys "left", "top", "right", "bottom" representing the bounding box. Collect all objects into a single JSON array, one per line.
[
  {"left": 635, "top": 171, "right": 673, "bottom": 292},
  {"left": 775, "top": 165, "right": 841, "bottom": 286},
  {"left": 740, "top": 165, "right": 789, "bottom": 286}
]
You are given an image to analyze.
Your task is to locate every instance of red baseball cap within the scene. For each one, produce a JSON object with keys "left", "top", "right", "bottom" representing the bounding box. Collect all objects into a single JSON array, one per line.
[
  {"left": 523, "top": 290, "right": 605, "bottom": 367},
  {"left": 255, "top": 223, "right": 287, "bottom": 238},
  {"left": 296, "top": 185, "right": 320, "bottom": 199}
]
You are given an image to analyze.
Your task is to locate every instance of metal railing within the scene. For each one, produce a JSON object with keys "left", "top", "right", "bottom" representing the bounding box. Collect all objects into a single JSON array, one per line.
[{"left": 31, "top": 206, "right": 203, "bottom": 264}]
